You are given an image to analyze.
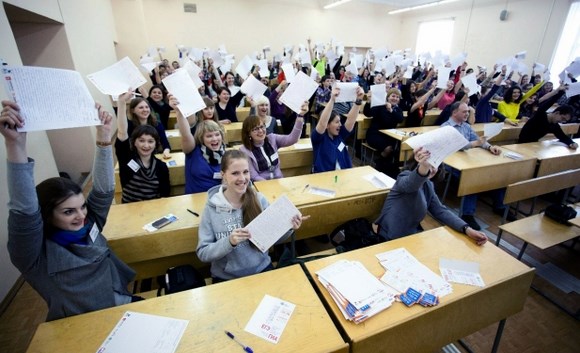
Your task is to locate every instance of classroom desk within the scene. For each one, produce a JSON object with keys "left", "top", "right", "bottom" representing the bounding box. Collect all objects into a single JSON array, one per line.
[
  {"left": 113, "top": 140, "right": 314, "bottom": 202},
  {"left": 255, "top": 166, "right": 390, "bottom": 241},
  {"left": 501, "top": 138, "right": 580, "bottom": 177},
  {"left": 499, "top": 203, "right": 580, "bottom": 259},
  {"left": 304, "top": 226, "right": 534, "bottom": 353},
  {"left": 442, "top": 146, "right": 537, "bottom": 199},
  {"left": 106, "top": 166, "right": 389, "bottom": 279},
  {"left": 25, "top": 265, "right": 349, "bottom": 353},
  {"left": 167, "top": 107, "right": 251, "bottom": 129}
]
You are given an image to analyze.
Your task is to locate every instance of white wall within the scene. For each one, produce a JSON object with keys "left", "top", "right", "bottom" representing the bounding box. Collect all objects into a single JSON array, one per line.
[{"left": 0, "top": 0, "right": 118, "bottom": 304}]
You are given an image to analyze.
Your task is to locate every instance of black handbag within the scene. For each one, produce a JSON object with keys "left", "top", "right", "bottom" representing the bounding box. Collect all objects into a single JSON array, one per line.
[
  {"left": 157, "top": 265, "right": 205, "bottom": 296},
  {"left": 544, "top": 204, "right": 577, "bottom": 224}
]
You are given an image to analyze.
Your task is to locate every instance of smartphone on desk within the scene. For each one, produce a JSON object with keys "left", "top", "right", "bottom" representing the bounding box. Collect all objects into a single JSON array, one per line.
[{"left": 151, "top": 216, "right": 172, "bottom": 229}]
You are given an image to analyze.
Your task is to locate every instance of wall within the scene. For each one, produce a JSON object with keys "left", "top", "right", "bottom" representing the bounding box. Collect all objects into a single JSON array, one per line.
[
  {"left": 0, "top": 0, "right": 118, "bottom": 305},
  {"left": 393, "top": 0, "right": 570, "bottom": 74}
]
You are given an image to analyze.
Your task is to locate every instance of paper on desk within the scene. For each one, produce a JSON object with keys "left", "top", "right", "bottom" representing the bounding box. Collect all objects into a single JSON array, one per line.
[
  {"left": 405, "top": 126, "right": 469, "bottom": 168},
  {"left": 96, "top": 311, "right": 188, "bottom": 353},
  {"left": 364, "top": 172, "right": 395, "bottom": 189},
  {"left": 292, "top": 142, "right": 312, "bottom": 150},
  {"left": 370, "top": 84, "right": 386, "bottom": 108},
  {"left": 278, "top": 71, "right": 319, "bottom": 114},
  {"left": 3, "top": 66, "right": 100, "bottom": 132},
  {"left": 87, "top": 57, "right": 147, "bottom": 96},
  {"left": 143, "top": 214, "right": 178, "bottom": 232},
  {"left": 483, "top": 122, "right": 504, "bottom": 141},
  {"left": 307, "top": 186, "right": 336, "bottom": 198},
  {"left": 162, "top": 69, "right": 205, "bottom": 117},
  {"left": 335, "top": 82, "right": 359, "bottom": 103},
  {"left": 439, "top": 258, "right": 485, "bottom": 287},
  {"left": 247, "top": 195, "right": 300, "bottom": 253},
  {"left": 245, "top": 294, "right": 295, "bottom": 344},
  {"left": 241, "top": 74, "right": 268, "bottom": 102}
]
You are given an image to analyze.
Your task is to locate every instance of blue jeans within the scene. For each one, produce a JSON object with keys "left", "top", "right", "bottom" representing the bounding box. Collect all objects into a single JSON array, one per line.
[{"left": 462, "top": 189, "right": 506, "bottom": 216}]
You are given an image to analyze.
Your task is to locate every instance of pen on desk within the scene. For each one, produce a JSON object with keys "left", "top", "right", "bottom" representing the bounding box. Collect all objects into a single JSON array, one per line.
[
  {"left": 225, "top": 330, "right": 253, "bottom": 353},
  {"left": 334, "top": 175, "right": 338, "bottom": 183},
  {"left": 302, "top": 184, "right": 309, "bottom": 192},
  {"left": 187, "top": 209, "right": 199, "bottom": 217}
]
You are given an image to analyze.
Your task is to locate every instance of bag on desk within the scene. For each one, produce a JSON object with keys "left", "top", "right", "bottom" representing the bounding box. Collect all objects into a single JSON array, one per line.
[
  {"left": 544, "top": 204, "right": 577, "bottom": 224},
  {"left": 157, "top": 265, "right": 205, "bottom": 296},
  {"left": 330, "top": 218, "right": 382, "bottom": 253}
]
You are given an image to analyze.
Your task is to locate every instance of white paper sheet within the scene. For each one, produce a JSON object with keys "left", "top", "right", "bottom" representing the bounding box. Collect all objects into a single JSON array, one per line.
[
  {"left": 281, "top": 63, "right": 296, "bottom": 83},
  {"left": 4, "top": 66, "right": 100, "bottom": 132},
  {"left": 278, "top": 71, "right": 318, "bottom": 114},
  {"left": 162, "top": 69, "right": 205, "bottom": 117},
  {"left": 96, "top": 311, "right": 188, "bottom": 353},
  {"left": 87, "top": 57, "right": 147, "bottom": 96},
  {"left": 566, "top": 82, "right": 580, "bottom": 98},
  {"left": 240, "top": 75, "right": 267, "bottom": 102},
  {"left": 335, "top": 82, "right": 358, "bottom": 103},
  {"left": 370, "top": 84, "right": 386, "bottom": 108},
  {"left": 439, "top": 258, "right": 485, "bottom": 287},
  {"left": 246, "top": 195, "right": 300, "bottom": 253},
  {"left": 436, "top": 67, "right": 453, "bottom": 89},
  {"left": 181, "top": 60, "right": 205, "bottom": 88},
  {"left": 566, "top": 59, "right": 580, "bottom": 76},
  {"left": 363, "top": 172, "right": 395, "bottom": 189},
  {"left": 235, "top": 55, "right": 254, "bottom": 79},
  {"left": 483, "top": 122, "right": 504, "bottom": 141},
  {"left": 244, "top": 295, "right": 295, "bottom": 344},
  {"left": 460, "top": 72, "right": 480, "bottom": 97},
  {"left": 404, "top": 126, "right": 469, "bottom": 168}
]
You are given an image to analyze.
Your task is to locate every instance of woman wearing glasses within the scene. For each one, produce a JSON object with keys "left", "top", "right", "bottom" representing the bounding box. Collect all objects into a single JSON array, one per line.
[{"left": 239, "top": 102, "right": 308, "bottom": 181}]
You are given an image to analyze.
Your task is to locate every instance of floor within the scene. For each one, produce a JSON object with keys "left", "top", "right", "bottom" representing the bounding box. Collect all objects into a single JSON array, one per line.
[{"left": 1, "top": 172, "right": 579, "bottom": 353}]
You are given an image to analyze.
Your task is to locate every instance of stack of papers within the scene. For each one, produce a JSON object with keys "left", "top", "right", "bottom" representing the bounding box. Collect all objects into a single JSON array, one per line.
[
  {"left": 376, "top": 248, "right": 453, "bottom": 298},
  {"left": 316, "top": 260, "right": 397, "bottom": 324}
]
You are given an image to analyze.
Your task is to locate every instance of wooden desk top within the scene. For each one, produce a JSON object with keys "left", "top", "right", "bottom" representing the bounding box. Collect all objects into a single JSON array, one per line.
[
  {"left": 254, "top": 166, "right": 386, "bottom": 208},
  {"left": 443, "top": 146, "right": 535, "bottom": 171},
  {"left": 26, "top": 265, "right": 348, "bottom": 353},
  {"left": 502, "top": 138, "right": 580, "bottom": 177},
  {"left": 500, "top": 203, "right": 580, "bottom": 249},
  {"left": 304, "top": 226, "right": 534, "bottom": 353}
]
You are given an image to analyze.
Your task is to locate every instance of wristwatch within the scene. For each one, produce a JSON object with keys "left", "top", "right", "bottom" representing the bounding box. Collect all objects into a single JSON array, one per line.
[
  {"left": 462, "top": 224, "right": 469, "bottom": 234},
  {"left": 354, "top": 99, "right": 363, "bottom": 106}
]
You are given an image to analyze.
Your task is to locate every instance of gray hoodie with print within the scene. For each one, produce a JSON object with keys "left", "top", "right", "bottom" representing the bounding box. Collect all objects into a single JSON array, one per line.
[{"left": 197, "top": 184, "right": 272, "bottom": 280}]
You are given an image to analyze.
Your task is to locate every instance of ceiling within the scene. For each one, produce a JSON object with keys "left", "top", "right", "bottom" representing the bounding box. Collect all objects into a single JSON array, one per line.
[{"left": 360, "top": 0, "right": 452, "bottom": 8}]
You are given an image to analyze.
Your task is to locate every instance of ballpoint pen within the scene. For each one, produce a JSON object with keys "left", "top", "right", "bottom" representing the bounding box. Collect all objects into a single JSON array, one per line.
[
  {"left": 225, "top": 330, "right": 253, "bottom": 353},
  {"left": 187, "top": 209, "right": 199, "bottom": 217},
  {"left": 302, "top": 184, "right": 309, "bottom": 192}
]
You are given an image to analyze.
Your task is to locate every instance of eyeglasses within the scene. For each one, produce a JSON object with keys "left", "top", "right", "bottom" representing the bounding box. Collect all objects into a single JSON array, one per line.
[{"left": 251, "top": 125, "right": 266, "bottom": 133}]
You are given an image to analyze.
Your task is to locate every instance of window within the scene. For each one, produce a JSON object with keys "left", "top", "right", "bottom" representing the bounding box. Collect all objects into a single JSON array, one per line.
[
  {"left": 550, "top": 1, "right": 580, "bottom": 83},
  {"left": 415, "top": 19, "right": 455, "bottom": 57}
]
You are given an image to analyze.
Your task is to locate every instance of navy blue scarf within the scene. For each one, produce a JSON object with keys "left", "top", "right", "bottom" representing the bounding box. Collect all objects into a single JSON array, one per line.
[{"left": 50, "top": 222, "right": 92, "bottom": 246}]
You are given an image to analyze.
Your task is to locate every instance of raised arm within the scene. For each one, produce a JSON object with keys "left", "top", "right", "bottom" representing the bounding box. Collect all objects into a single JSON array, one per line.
[
  {"left": 344, "top": 87, "right": 364, "bottom": 132},
  {"left": 116, "top": 91, "right": 133, "bottom": 142},
  {"left": 410, "top": 84, "right": 436, "bottom": 113},
  {"left": 427, "top": 86, "right": 447, "bottom": 110},
  {"left": 316, "top": 86, "right": 339, "bottom": 134},
  {"left": 0, "top": 101, "right": 27, "bottom": 163},
  {"left": 169, "top": 94, "right": 196, "bottom": 154}
]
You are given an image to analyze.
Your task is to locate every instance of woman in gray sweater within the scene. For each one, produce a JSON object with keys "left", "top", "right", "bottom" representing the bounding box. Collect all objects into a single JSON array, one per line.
[
  {"left": 373, "top": 147, "right": 488, "bottom": 246},
  {"left": 2, "top": 100, "right": 137, "bottom": 321}
]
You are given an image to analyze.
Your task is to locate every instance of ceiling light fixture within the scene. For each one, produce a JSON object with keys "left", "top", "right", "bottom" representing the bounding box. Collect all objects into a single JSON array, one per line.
[
  {"left": 388, "top": 0, "right": 460, "bottom": 15},
  {"left": 324, "top": 0, "right": 353, "bottom": 10}
]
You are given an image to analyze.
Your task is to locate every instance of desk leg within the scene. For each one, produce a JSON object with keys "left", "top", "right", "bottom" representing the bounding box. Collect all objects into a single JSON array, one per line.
[
  {"left": 495, "top": 229, "right": 504, "bottom": 247},
  {"left": 517, "top": 243, "right": 528, "bottom": 260},
  {"left": 458, "top": 197, "right": 465, "bottom": 217},
  {"left": 491, "top": 319, "right": 506, "bottom": 353},
  {"left": 442, "top": 169, "right": 453, "bottom": 203}
]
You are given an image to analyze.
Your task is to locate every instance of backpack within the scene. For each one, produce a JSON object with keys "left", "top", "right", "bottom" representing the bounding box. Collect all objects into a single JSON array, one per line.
[
  {"left": 544, "top": 204, "right": 577, "bottom": 224},
  {"left": 329, "top": 218, "right": 383, "bottom": 253},
  {"left": 157, "top": 265, "right": 205, "bottom": 296}
]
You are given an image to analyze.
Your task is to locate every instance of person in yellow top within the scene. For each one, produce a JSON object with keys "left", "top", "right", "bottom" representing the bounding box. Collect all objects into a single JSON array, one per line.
[{"left": 497, "top": 80, "right": 544, "bottom": 124}]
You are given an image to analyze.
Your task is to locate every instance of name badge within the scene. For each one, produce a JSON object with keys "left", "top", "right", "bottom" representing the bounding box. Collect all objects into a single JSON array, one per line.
[
  {"left": 127, "top": 159, "right": 140, "bottom": 172},
  {"left": 89, "top": 223, "right": 99, "bottom": 243},
  {"left": 213, "top": 172, "right": 222, "bottom": 179},
  {"left": 271, "top": 152, "right": 279, "bottom": 162},
  {"left": 337, "top": 142, "right": 345, "bottom": 152},
  {"left": 276, "top": 119, "right": 282, "bottom": 126}
]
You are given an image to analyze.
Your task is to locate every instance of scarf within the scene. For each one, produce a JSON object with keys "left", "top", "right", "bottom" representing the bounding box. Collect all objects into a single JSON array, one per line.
[
  {"left": 134, "top": 154, "right": 158, "bottom": 180},
  {"left": 201, "top": 144, "right": 225, "bottom": 165},
  {"left": 51, "top": 221, "right": 93, "bottom": 246},
  {"left": 252, "top": 139, "right": 279, "bottom": 172}
]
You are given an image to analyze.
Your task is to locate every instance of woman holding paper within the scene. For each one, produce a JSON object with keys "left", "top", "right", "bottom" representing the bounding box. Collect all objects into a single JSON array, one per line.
[
  {"left": 146, "top": 85, "right": 173, "bottom": 129},
  {"left": 115, "top": 92, "right": 170, "bottom": 203},
  {"left": 373, "top": 147, "right": 488, "bottom": 246},
  {"left": 363, "top": 87, "right": 404, "bottom": 159},
  {"left": 240, "top": 102, "right": 307, "bottom": 181},
  {"left": 197, "top": 150, "right": 305, "bottom": 282},
  {"left": 170, "top": 95, "right": 227, "bottom": 194},
  {"left": 311, "top": 86, "right": 363, "bottom": 173},
  {"left": 497, "top": 80, "right": 544, "bottom": 124},
  {"left": 214, "top": 86, "right": 245, "bottom": 124},
  {"left": 1, "top": 100, "right": 139, "bottom": 321},
  {"left": 247, "top": 95, "right": 277, "bottom": 134},
  {"left": 187, "top": 97, "right": 220, "bottom": 135}
]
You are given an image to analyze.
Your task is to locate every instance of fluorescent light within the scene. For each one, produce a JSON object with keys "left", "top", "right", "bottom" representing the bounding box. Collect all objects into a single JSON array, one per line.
[
  {"left": 324, "top": 0, "right": 353, "bottom": 10},
  {"left": 388, "top": 0, "right": 460, "bottom": 15}
]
